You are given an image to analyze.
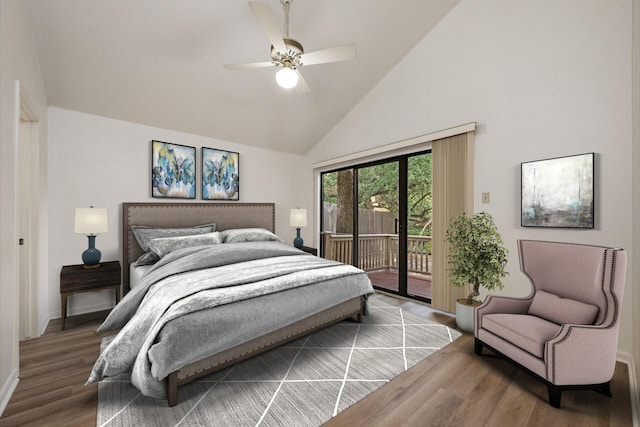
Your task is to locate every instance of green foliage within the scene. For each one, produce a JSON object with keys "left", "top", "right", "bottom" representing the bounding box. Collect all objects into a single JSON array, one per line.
[
  {"left": 408, "top": 155, "right": 432, "bottom": 235},
  {"left": 322, "top": 172, "right": 338, "bottom": 204},
  {"left": 445, "top": 212, "right": 508, "bottom": 304},
  {"left": 358, "top": 162, "right": 399, "bottom": 212},
  {"left": 321, "top": 154, "right": 433, "bottom": 236}
]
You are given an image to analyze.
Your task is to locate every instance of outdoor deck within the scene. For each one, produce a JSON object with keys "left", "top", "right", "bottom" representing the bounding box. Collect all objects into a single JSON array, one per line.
[
  {"left": 323, "top": 233, "right": 433, "bottom": 300},
  {"left": 367, "top": 270, "right": 432, "bottom": 300}
]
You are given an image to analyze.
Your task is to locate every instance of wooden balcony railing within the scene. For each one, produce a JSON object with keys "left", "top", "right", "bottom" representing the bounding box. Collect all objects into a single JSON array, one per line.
[{"left": 323, "top": 233, "right": 431, "bottom": 275}]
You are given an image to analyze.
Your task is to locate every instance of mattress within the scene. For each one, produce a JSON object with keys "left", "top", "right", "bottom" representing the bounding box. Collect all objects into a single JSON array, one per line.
[{"left": 129, "top": 263, "right": 153, "bottom": 290}]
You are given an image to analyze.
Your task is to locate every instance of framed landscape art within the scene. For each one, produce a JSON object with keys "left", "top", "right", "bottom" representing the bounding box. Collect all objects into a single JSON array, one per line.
[
  {"left": 521, "top": 152, "right": 594, "bottom": 228},
  {"left": 151, "top": 140, "right": 196, "bottom": 199},
  {"left": 202, "top": 147, "right": 239, "bottom": 200}
]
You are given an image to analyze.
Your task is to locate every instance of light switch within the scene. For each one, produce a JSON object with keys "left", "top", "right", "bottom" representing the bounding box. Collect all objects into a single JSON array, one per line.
[{"left": 481, "top": 192, "right": 490, "bottom": 203}]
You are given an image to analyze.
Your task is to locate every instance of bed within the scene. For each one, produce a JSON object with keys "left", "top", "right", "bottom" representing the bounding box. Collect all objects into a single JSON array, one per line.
[{"left": 87, "top": 202, "right": 374, "bottom": 406}]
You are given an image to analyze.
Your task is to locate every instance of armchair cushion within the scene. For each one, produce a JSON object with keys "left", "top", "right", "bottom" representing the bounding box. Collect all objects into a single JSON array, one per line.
[
  {"left": 528, "top": 290, "right": 599, "bottom": 325},
  {"left": 482, "top": 313, "right": 561, "bottom": 358}
]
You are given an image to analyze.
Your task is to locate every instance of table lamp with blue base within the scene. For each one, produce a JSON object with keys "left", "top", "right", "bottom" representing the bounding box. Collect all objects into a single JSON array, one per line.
[
  {"left": 290, "top": 208, "right": 307, "bottom": 249},
  {"left": 75, "top": 206, "right": 108, "bottom": 268}
]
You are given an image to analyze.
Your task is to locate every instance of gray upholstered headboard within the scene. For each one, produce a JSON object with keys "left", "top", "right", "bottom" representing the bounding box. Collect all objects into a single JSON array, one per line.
[{"left": 122, "top": 202, "right": 276, "bottom": 294}]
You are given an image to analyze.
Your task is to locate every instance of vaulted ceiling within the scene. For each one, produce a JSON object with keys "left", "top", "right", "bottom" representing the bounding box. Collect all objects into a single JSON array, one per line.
[{"left": 27, "top": 0, "right": 460, "bottom": 154}]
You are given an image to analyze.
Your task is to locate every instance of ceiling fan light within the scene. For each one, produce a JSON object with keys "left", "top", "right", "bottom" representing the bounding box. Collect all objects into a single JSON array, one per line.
[{"left": 276, "top": 67, "right": 298, "bottom": 89}]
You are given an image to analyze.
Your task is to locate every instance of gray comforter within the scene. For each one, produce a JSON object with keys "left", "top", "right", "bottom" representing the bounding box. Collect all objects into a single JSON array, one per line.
[{"left": 87, "top": 241, "right": 373, "bottom": 398}]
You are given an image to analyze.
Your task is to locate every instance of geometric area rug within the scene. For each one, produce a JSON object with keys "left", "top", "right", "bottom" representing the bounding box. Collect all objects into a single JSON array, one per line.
[{"left": 97, "top": 294, "right": 462, "bottom": 427}]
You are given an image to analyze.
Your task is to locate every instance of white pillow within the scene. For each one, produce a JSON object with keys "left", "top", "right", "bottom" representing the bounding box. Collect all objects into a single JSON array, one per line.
[{"left": 147, "top": 231, "right": 222, "bottom": 258}]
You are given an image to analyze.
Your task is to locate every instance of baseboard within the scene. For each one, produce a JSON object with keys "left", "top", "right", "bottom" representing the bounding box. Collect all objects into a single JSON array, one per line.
[
  {"left": 618, "top": 351, "right": 639, "bottom": 427},
  {"left": 39, "top": 315, "right": 49, "bottom": 336},
  {"left": 46, "top": 300, "right": 114, "bottom": 328},
  {"left": 0, "top": 368, "right": 19, "bottom": 417}
]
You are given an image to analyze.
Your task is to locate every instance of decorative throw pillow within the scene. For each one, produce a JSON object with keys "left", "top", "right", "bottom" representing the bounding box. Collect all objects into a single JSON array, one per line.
[
  {"left": 221, "top": 228, "right": 283, "bottom": 243},
  {"left": 528, "top": 290, "right": 599, "bottom": 325},
  {"left": 131, "top": 223, "right": 216, "bottom": 252},
  {"left": 147, "top": 231, "right": 222, "bottom": 258}
]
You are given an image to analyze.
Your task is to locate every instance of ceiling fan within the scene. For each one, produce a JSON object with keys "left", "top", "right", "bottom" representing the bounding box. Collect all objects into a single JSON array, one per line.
[{"left": 224, "top": 0, "right": 357, "bottom": 94}]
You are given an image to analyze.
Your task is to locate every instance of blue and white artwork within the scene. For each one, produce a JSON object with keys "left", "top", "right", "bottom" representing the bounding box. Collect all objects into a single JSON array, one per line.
[
  {"left": 521, "top": 153, "right": 594, "bottom": 228},
  {"left": 151, "top": 140, "right": 196, "bottom": 199},
  {"left": 202, "top": 147, "right": 239, "bottom": 200}
]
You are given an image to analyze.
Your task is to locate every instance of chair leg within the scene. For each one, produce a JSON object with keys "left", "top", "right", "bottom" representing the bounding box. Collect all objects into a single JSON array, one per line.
[
  {"left": 547, "top": 384, "right": 562, "bottom": 408},
  {"left": 595, "top": 382, "right": 612, "bottom": 398},
  {"left": 474, "top": 338, "right": 483, "bottom": 355}
]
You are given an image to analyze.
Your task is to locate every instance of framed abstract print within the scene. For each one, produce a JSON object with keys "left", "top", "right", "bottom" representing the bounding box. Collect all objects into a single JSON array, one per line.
[
  {"left": 521, "top": 152, "right": 594, "bottom": 228},
  {"left": 202, "top": 147, "right": 239, "bottom": 201},
  {"left": 151, "top": 140, "right": 196, "bottom": 199}
]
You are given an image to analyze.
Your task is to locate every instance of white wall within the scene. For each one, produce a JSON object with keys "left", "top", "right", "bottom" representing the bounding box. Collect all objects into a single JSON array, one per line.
[
  {"left": 0, "top": 0, "right": 49, "bottom": 414},
  {"left": 307, "top": 0, "right": 635, "bottom": 356},
  {"left": 46, "top": 107, "right": 312, "bottom": 318}
]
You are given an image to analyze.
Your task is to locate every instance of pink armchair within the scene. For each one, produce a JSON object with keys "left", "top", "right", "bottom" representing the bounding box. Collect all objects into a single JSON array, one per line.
[{"left": 474, "top": 240, "right": 627, "bottom": 408}]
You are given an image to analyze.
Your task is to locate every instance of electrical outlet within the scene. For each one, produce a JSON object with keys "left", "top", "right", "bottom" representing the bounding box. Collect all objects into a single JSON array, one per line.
[{"left": 481, "top": 192, "right": 490, "bottom": 203}]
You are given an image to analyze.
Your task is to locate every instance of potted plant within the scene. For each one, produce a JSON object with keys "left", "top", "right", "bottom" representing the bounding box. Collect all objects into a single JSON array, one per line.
[{"left": 445, "top": 212, "right": 508, "bottom": 332}]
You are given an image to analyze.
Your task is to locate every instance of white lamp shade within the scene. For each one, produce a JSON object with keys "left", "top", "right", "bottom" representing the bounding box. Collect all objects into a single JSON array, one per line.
[
  {"left": 276, "top": 67, "right": 299, "bottom": 89},
  {"left": 290, "top": 208, "right": 307, "bottom": 228},
  {"left": 74, "top": 207, "right": 108, "bottom": 235}
]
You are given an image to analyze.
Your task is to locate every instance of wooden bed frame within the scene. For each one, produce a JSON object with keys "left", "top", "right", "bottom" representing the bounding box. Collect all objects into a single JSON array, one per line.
[{"left": 121, "top": 202, "right": 365, "bottom": 406}]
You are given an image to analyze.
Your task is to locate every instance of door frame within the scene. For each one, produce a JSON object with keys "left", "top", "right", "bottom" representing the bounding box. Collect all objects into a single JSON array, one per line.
[
  {"left": 320, "top": 150, "right": 431, "bottom": 302},
  {"left": 17, "top": 82, "right": 40, "bottom": 339}
]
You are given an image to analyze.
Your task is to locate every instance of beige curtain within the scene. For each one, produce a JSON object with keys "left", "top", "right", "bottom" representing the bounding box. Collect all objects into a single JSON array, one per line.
[{"left": 431, "top": 132, "right": 475, "bottom": 313}]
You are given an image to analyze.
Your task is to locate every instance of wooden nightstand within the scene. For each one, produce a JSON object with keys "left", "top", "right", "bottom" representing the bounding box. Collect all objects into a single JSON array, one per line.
[
  {"left": 300, "top": 246, "right": 317, "bottom": 256},
  {"left": 60, "top": 261, "right": 121, "bottom": 330}
]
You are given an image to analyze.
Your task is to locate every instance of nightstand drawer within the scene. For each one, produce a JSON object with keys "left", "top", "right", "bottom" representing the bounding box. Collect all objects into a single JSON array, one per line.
[
  {"left": 60, "top": 261, "right": 121, "bottom": 293},
  {"left": 300, "top": 246, "right": 317, "bottom": 256}
]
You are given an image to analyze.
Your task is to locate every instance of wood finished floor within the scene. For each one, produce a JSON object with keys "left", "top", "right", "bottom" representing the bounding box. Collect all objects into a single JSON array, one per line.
[{"left": 0, "top": 293, "right": 633, "bottom": 427}]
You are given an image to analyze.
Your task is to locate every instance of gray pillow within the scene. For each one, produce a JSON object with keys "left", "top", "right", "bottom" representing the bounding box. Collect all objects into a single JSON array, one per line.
[
  {"left": 221, "top": 228, "right": 283, "bottom": 243},
  {"left": 134, "top": 251, "right": 160, "bottom": 266},
  {"left": 528, "top": 290, "right": 599, "bottom": 325},
  {"left": 147, "top": 231, "right": 222, "bottom": 258},
  {"left": 131, "top": 223, "right": 216, "bottom": 252}
]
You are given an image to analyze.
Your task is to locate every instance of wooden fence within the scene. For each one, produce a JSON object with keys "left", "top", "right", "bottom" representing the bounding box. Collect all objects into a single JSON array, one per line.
[{"left": 323, "top": 202, "right": 398, "bottom": 234}]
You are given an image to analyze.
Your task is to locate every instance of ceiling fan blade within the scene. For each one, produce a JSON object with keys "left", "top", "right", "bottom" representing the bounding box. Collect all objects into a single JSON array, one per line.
[
  {"left": 249, "top": 1, "right": 287, "bottom": 54},
  {"left": 294, "top": 69, "right": 311, "bottom": 94},
  {"left": 224, "top": 61, "right": 274, "bottom": 70},
  {"left": 301, "top": 43, "right": 356, "bottom": 66}
]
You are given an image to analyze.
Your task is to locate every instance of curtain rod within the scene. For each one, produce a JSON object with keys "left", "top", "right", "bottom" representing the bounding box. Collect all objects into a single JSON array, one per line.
[{"left": 312, "top": 122, "right": 476, "bottom": 169}]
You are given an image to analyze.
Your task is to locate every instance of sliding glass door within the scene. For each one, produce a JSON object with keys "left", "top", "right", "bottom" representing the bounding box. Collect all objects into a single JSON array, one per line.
[
  {"left": 357, "top": 161, "right": 400, "bottom": 293},
  {"left": 320, "top": 151, "right": 432, "bottom": 302}
]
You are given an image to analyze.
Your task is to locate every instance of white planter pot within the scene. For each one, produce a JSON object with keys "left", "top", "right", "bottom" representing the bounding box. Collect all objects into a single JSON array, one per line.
[{"left": 455, "top": 300, "right": 477, "bottom": 333}]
